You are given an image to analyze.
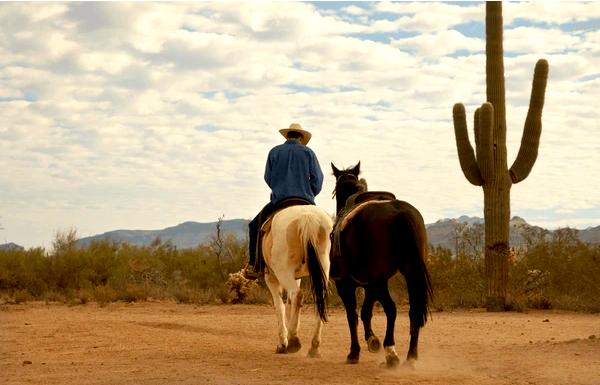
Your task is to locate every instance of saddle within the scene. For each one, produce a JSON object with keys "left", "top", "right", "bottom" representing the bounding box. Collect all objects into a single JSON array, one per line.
[
  {"left": 255, "top": 198, "right": 311, "bottom": 273},
  {"left": 330, "top": 191, "right": 396, "bottom": 280}
]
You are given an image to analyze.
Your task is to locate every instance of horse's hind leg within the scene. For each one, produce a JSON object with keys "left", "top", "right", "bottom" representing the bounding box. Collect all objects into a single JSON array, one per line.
[
  {"left": 336, "top": 279, "right": 360, "bottom": 364},
  {"left": 377, "top": 284, "right": 400, "bottom": 368},
  {"left": 361, "top": 287, "right": 381, "bottom": 353},
  {"left": 308, "top": 243, "right": 330, "bottom": 359},
  {"left": 265, "top": 272, "right": 288, "bottom": 353},
  {"left": 407, "top": 319, "right": 421, "bottom": 363},
  {"left": 406, "top": 284, "right": 423, "bottom": 363},
  {"left": 284, "top": 284, "right": 303, "bottom": 354},
  {"left": 307, "top": 312, "right": 323, "bottom": 358}
]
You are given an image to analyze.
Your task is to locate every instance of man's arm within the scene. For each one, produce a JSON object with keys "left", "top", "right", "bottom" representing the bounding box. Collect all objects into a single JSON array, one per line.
[
  {"left": 309, "top": 150, "right": 324, "bottom": 196},
  {"left": 264, "top": 149, "right": 274, "bottom": 188}
]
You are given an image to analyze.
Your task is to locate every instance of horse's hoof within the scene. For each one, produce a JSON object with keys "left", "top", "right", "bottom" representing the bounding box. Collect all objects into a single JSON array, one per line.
[
  {"left": 367, "top": 336, "right": 381, "bottom": 353},
  {"left": 307, "top": 348, "right": 321, "bottom": 358},
  {"left": 287, "top": 336, "right": 301, "bottom": 353},
  {"left": 386, "top": 355, "right": 401, "bottom": 368},
  {"left": 276, "top": 345, "right": 287, "bottom": 354},
  {"left": 346, "top": 354, "right": 360, "bottom": 364},
  {"left": 402, "top": 359, "right": 416, "bottom": 370}
]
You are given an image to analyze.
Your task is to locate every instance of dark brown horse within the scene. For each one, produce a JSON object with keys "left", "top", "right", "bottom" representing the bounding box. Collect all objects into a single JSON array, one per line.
[{"left": 331, "top": 162, "right": 432, "bottom": 367}]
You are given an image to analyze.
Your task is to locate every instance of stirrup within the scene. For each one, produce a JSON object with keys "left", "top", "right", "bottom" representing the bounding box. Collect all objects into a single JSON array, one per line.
[{"left": 243, "top": 265, "right": 261, "bottom": 280}]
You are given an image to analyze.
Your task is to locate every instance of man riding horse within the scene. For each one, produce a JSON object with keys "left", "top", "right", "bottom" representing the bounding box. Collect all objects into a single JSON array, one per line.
[{"left": 244, "top": 123, "right": 324, "bottom": 280}]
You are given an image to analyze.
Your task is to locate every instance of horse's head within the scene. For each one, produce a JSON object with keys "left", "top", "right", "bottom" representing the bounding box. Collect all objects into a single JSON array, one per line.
[{"left": 331, "top": 162, "right": 367, "bottom": 215}]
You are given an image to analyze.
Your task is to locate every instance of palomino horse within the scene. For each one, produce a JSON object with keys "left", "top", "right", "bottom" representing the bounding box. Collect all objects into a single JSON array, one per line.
[
  {"left": 262, "top": 204, "right": 333, "bottom": 357},
  {"left": 331, "top": 162, "right": 433, "bottom": 367}
]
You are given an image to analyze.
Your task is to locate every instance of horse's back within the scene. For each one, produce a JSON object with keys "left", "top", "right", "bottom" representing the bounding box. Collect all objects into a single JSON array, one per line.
[{"left": 353, "top": 199, "right": 426, "bottom": 236}]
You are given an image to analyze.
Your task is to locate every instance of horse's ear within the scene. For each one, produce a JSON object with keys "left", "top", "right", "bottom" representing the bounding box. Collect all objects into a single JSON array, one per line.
[
  {"left": 331, "top": 162, "right": 341, "bottom": 177},
  {"left": 352, "top": 161, "right": 361, "bottom": 176}
]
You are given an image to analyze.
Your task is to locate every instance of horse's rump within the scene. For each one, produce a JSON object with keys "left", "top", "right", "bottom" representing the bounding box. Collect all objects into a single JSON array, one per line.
[
  {"left": 340, "top": 200, "right": 428, "bottom": 282},
  {"left": 264, "top": 205, "right": 330, "bottom": 277}
]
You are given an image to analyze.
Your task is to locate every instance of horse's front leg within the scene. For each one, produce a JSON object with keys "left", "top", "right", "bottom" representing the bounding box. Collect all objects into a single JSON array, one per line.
[
  {"left": 361, "top": 287, "right": 381, "bottom": 353},
  {"left": 336, "top": 279, "right": 360, "bottom": 364},
  {"left": 265, "top": 272, "right": 288, "bottom": 353}
]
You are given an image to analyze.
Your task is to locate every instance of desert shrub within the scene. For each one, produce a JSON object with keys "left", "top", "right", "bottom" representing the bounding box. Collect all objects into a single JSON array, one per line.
[
  {"left": 226, "top": 271, "right": 260, "bottom": 303},
  {"left": 195, "top": 288, "right": 222, "bottom": 305},
  {"left": 42, "top": 290, "right": 68, "bottom": 304},
  {"left": 242, "top": 285, "right": 271, "bottom": 304},
  {"left": 12, "top": 289, "right": 34, "bottom": 304},
  {"left": 1, "top": 221, "right": 598, "bottom": 311},
  {"left": 93, "top": 285, "right": 118, "bottom": 306},
  {"left": 510, "top": 228, "right": 600, "bottom": 312},
  {"left": 426, "top": 245, "right": 486, "bottom": 310},
  {"left": 424, "top": 227, "right": 600, "bottom": 312},
  {"left": 171, "top": 286, "right": 196, "bottom": 304},
  {"left": 117, "top": 284, "right": 150, "bottom": 302},
  {"left": 0, "top": 247, "right": 49, "bottom": 296}
]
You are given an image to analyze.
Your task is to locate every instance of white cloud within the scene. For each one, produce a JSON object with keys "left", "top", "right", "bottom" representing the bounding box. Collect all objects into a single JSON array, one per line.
[
  {"left": 504, "top": 2, "right": 600, "bottom": 25},
  {"left": 342, "top": 5, "right": 367, "bottom": 17},
  {"left": 392, "top": 29, "right": 482, "bottom": 56},
  {"left": 505, "top": 26, "right": 582, "bottom": 55},
  {"left": 374, "top": 2, "right": 481, "bottom": 31},
  {"left": 0, "top": 1, "right": 598, "bottom": 248}
]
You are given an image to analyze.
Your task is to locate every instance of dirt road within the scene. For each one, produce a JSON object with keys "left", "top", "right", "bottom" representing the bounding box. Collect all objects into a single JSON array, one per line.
[{"left": 2, "top": 302, "right": 599, "bottom": 385}]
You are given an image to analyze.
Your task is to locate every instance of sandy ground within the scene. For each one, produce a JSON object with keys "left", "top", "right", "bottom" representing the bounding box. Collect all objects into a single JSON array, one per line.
[{"left": 1, "top": 301, "right": 599, "bottom": 385}]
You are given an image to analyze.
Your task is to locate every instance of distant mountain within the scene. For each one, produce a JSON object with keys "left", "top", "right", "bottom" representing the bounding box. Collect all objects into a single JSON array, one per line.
[
  {"left": 425, "top": 216, "right": 599, "bottom": 250},
  {"left": 425, "top": 215, "right": 547, "bottom": 251},
  {"left": 73, "top": 216, "right": 598, "bottom": 250},
  {"left": 76, "top": 219, "right": 248, "bottom": 249},
  {"left": 0, "top": 242, "right": 25, "bottom": 251},
  {"left": 579, "top": 225, "right": 600, "bottom": 244}
]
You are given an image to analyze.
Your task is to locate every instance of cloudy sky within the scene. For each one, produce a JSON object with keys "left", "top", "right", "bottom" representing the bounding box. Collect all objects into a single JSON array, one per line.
[{"left": 0, "top": 1, "right": 598, "bottom": 248}]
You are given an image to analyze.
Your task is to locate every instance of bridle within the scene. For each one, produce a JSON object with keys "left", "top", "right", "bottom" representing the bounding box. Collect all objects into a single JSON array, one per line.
[{"left": 331, "top": 173, "right": 359, "bottom": 199}]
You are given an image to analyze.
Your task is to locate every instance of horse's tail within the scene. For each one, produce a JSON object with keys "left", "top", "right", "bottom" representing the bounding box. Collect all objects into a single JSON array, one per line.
[
  {"left": 298, "top": 212, "right": 329, "bottom": 322},
  {"left": 402, "top": 212, "right": 433, "bottom": 329}
]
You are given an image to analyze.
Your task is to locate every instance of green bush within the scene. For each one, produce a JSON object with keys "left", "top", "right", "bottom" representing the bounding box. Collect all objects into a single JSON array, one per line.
[
  {"left": 0, "top": 224, "right": 257, "bottom": 305},
  {"left": 0, "top": 223, "right": 598, "bottom": 311}
]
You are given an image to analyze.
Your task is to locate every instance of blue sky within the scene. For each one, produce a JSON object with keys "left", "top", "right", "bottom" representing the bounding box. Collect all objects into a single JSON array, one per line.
[{"left": 0, "top": 1, "right": 599, "bottom": 248}]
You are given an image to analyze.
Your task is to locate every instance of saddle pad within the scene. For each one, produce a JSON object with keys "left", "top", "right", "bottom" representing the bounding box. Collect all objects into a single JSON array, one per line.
[
  {"left": 339, "top": 199, "right": 393, "bottom": 231},
  {"left": 260, "top": 198, "right": 311, "bottom": 234},
  {"left": 353, "top": 191, "right": 396, "bottom": 205},
  {"left": 261, "top": 215, "right": 274, "bottom": 234}
]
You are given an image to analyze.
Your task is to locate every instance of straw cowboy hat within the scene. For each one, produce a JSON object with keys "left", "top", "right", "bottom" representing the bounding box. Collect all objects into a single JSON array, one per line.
[{"left": 279, "top": 123, "right": 312, "bottom": 145}]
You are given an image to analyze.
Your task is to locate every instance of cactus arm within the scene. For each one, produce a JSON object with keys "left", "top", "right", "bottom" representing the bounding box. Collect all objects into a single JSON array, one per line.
[
  {"left": 509, "top": 59, "right": 549, "bottom": 183},
  {"left": 474, "top": 107, "right": 481, "bottom": 152},
  {"left": 478, "top": 102, "right": 495, "bottom": 182},
  {"left": 453, "top": 103, "right": 483, "bottom": 186}
]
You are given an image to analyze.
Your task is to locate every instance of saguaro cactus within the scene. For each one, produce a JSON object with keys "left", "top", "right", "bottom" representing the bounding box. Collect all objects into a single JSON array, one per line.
[{"left": 452, "top": 2, "right": 549, "bottom": 311}]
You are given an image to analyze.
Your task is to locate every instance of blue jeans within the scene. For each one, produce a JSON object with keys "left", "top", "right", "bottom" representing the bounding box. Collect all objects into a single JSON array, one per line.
[{"left": 248, "top": 202, "right": 277, "bottom": 268}]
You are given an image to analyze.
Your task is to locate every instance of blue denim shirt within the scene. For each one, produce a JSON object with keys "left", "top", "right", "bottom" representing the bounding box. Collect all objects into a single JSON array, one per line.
[{"left": 264, "top": 140, "right": 324, "bottom": 205}]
